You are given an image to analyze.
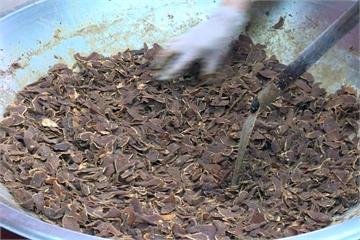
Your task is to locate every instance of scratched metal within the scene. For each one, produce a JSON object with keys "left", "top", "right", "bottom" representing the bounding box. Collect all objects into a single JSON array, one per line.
[{"left": 0, "top": 1, "right": 359, "bottom": 239}]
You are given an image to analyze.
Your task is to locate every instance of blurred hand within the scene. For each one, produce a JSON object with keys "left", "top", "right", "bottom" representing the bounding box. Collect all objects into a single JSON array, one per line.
[{"left": 154, "top": 6, "right": 248, "bottom": 81}]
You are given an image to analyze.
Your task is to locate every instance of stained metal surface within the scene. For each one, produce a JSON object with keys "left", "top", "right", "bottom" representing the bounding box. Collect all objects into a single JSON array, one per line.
[
  {"left": 0, "top": 0, "right": 359, "bottom": 239},
  {"left": 0, "top": 1, "right": 359, "bottom": 118},
  {"left": 0, "top": 0, "right": 216, "bottom": 116},
  {"left": 247, "top": 1, "right": 359, "bottom": 94}
]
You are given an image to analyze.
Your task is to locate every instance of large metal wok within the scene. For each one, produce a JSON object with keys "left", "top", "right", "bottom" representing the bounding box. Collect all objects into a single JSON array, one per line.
[{"left": 0, "top": 1, "right": 359, "bottom": 239}]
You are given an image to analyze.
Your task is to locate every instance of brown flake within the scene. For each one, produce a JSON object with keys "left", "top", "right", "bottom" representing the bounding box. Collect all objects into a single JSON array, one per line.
[
  {"left": 0, "top": 35, "right": 358, "bottom": 240},
  {"left": 273, "top": 16, "right": 285, "bottom": 29}
]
